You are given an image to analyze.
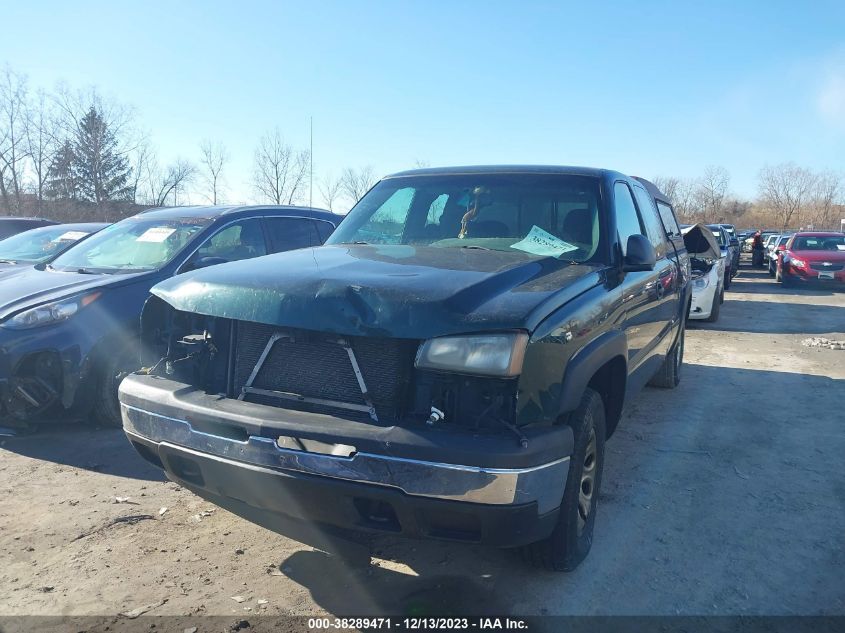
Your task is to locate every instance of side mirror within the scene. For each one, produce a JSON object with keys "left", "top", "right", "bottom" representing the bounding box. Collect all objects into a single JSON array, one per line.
[
  {"left": 187, "top": 255, "right": 228, "bottom": 271},
  {"left": 623, "top": 234, "right": 656, "bottom": 272}
]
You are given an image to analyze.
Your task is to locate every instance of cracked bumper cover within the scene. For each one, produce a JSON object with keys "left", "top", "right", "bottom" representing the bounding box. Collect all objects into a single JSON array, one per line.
[{"left": 119, "top": 373, "right": 573, "bottom": 546}]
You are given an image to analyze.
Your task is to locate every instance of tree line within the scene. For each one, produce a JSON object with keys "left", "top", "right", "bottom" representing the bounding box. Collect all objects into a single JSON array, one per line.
[
  {"left": 653, "top": 165, "right": 844, "bottom": 232},
  {"left": 2, "top": 63, "right": 843, "bottom": 229},
  {"left": 0, "top": 65, "right": 376, "bottom": 222}
]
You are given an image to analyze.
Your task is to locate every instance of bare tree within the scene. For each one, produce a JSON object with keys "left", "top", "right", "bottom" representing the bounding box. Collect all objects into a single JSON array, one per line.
[
  {"left": 129, "top": 139, "right": 154, "bottom": 204},
  {"left": 24, "top": 89, "right": 59, "bottom": 214},
  {"left": 757, "top": 163, "right": 817, "bottom": 231},
  {"left": 340, "top": 166, "right": 377, "bottom": 204},
  {"left": 0, "top": 66, "right": 29, "bottom": 213},
  {"left": 806, "top": 170, "right": 843, "bottom": 230},
  {"left": 698, "top": 165, "right": 730, "bottom": 222},
  {"left": 252, "top": 128, "right": 310, "bottom": 205},
  {"left": 671, "top": 178, "right": 700, "bottom": 222},
  {"left": 199, "top": 139, "right": 228, "bottom": 205},
  {"left": 318, "top": 173, "right": 343, "bottom": 211},
  {"left": 651, "top": 176, "right": 680, "bottom": 204},
  {"left": 144, "top": 158, "right": 196, "bottom": 207}
]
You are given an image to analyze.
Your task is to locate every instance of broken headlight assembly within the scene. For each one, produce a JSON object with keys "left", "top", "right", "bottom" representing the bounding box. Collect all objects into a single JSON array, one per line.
[
  {"left": 1, "top": 292, "right": 101, "bottom": 330},
  {"left": 415, "top": 332, "right": 529, "bottom": 377}
]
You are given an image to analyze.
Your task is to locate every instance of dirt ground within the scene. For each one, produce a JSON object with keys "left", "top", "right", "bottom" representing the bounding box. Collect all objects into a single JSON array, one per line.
[{"left": 1, "top": 258, "right": 844, "bottom": 619}]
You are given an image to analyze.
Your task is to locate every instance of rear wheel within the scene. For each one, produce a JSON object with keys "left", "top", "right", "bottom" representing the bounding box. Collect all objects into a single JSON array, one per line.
[
  {"left": 524, "top": 388, "right": 606, "bottom": 571},
  {"left": 92, "top": 342, "right": 139, "bottom": 427},
  {"left": 649, "top": 319, "right": 685, "bottom": 388}
]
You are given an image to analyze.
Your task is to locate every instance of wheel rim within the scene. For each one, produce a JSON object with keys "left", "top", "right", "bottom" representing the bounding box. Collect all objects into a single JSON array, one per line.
[{"left": 577, "top": 428, "right": 598, "bottom": 535}]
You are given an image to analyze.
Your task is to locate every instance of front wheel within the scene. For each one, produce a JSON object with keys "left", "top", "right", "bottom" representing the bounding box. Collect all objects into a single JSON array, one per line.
[
  {"left": 704, "top": 289, "right": 721, "bottom": 322},
  {"left": 92, "top": 342, "right": 139, "bottom": 427},
  {"left": 524, "top": 388, "right": 606, "bottom": 571}
]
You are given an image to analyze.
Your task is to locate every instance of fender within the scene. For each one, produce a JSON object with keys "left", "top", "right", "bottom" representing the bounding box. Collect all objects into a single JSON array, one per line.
[{"left": 558, "top": 328, "right": 627, "bottom": 415}]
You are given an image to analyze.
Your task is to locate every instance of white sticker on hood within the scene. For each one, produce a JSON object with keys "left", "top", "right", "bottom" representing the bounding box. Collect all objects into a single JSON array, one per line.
[
  {"left": 136, "top": 227, "right": 177, "bottom": 243},
  {"left": 54, "top": 231, "right": 89, "bottom": 242},
  {"left": 510, "top": 225, "right": 579, "bottom": 258}
]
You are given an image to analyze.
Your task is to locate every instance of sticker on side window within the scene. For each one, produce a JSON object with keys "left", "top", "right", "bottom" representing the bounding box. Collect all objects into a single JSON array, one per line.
[
  {"left": 54, "top": 231, "right": 88, "bottom": 242},
  {"left": 510, "top": 225, "right": 579, "bottom": 258},
  {"left": 136, "top": 227, "right": 177, "bottom": 243}
]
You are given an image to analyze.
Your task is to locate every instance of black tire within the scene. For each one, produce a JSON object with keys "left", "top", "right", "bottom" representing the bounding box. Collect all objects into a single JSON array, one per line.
[
  {"left": 649, "top": 319, "right": 685, "bottom": 389},
  {"left": 776, "top": 266, "right": 783, "bottom": 282},
  {"left": 724, "top": 272, "right": 731, "bottom": 291},
  {"left": 768, "top": 261, "right": 775, "bottom": 277},
  {"left": 704, "top": 289, "right": 721, "bottom": 322},
  {"left": 524, "top": 388, "right": 606, "bottom": 571},
  {"left": 92, "top": 342, "right": 139, "bottom": 427}
]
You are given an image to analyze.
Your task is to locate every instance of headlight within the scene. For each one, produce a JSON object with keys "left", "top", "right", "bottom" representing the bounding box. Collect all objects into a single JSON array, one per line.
[
  {"left": 1, "top": 292, "right": 101, "bottom": 330},
  {"left": 789, "top": 257, "right": 806, "bottom": 268},
  {"left": 693, "top": 276, "right": 710, "bottom": 290},
  {"left": 415, "top": 332, "right": 529, "bottom": 377}
]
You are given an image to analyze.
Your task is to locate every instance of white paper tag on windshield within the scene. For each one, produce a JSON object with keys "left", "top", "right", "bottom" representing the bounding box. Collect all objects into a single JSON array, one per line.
[
  {"left": 510, "top": 225, "right": 579, "bottom": 257},
  {"left": 837, "top": 245, "right": 845, "bottom": 251},
  {"left": 54, "top": 231, "right": 88, "bottom": 242},
  {"left": 137, "top": 227, "right": 176, "bottom": 243}
]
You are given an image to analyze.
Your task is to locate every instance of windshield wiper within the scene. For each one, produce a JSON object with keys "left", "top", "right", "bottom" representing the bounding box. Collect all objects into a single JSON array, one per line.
[
  {"left": 75, "top": 267, "right": 100, "bottom": 275},
  {"left": 0, "top": 259, "right": 17, "bottom": 264},
  {"left": 460, "top": 245, "right": 491, "bottom": 251}
]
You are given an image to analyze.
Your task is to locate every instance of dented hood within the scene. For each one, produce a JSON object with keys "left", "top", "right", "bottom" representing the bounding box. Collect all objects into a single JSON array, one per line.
[
  {"left": 682, "top": 224, "right": 721, "bottom": 259},
  {"left": 150, "top": 244, "right": 603, "bottom": 339}
]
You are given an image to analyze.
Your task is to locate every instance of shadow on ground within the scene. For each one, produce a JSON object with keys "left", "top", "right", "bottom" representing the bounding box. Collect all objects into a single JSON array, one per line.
[
  {"left": 689, "top": 299, "right": 845, "bottom": 334},
  {"left": 0, "top": 424, "right": 166, "bottom": 482},
  {"left": 729, "top": 265, "right": 843, "bottom": 297},
  {"left": 277, "top": 549, "right": 511, "bottom": 616}
]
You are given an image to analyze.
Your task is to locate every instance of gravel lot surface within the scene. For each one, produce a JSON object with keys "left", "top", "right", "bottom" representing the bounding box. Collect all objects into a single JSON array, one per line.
[{"left": 2, "top": 260, "right": 843, "bottom": 620}]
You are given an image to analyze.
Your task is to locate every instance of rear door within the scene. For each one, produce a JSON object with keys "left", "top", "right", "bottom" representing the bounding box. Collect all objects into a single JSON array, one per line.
[{"left": 632, "top": 184, "right": 678, "bottom": 358}]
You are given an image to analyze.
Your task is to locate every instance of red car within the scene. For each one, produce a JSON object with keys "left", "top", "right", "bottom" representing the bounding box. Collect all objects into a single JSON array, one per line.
[{"left": 777, "top": 232, "right": 845, "bottom": 285}]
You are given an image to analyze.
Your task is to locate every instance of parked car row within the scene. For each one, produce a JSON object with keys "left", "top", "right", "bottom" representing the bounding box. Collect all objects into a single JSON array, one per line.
[
  {"left": 774, "top": 232, "right": 845, "bottom": 284},
  {"left": 5, "top": 168, "right": 840, "bottom": 571}
]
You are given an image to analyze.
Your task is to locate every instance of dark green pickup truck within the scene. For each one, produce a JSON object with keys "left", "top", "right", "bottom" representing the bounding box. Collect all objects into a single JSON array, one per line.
[{"left": 119, "top": 166, "right": 690, "bottom": 570}]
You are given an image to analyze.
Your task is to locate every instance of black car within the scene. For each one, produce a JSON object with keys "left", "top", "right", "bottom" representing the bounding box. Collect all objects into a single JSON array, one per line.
[
  {"left": 0, "top": 222, "right": 109, "bottom": 277},
  {"left": 0, "top": 217, "right": 58, "bottom": 240},
  {"left": 0, "top": 205, "right": 338, "bottom": 427},
  {"left": 119, "top": 166, "right": 690, "bottom": 571}
]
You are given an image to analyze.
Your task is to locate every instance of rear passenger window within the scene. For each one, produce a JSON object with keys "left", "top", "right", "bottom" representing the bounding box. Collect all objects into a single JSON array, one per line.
[
  {"left": 655, "top": 201, "right": 681, "bottom": 237},
  {"left": 614, "top": 182, "right": 644, "bottom": 257},
  {"left": 264, "top": 218, "right": 319, "bottom": 252},
  {"left": 632, "top": 185, "right": 668, "bottom": 257}
]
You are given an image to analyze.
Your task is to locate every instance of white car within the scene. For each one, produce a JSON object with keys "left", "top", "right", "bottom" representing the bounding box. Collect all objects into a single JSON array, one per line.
[{"left": 683, "top": 224, "right": 725, "bottom": 322}]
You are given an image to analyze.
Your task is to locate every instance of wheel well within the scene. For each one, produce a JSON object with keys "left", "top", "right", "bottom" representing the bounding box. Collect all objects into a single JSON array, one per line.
[{"left": 586, "top": 355, "right": 626, "bottom": 438}]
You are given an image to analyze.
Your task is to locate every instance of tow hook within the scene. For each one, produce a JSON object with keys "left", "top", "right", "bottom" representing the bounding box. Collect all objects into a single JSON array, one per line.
[{"left": 427, "top": 406, "right": 445, "bottom": 426}]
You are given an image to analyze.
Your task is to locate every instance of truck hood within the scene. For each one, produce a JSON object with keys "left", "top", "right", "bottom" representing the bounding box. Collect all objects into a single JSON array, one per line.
[
  {"left": 151, "top": 244, "right": 604, "bottom": 339},
  {"left": 0, "top": 266, "right": 150, "bottom": 321},
  {"left": 682, "top": 224, "right": 722, "bottom": 260}
]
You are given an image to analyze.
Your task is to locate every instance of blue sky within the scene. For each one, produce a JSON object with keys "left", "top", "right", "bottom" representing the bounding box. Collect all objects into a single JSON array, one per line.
[{"left": 2, "top": 0, "right": 844, "bottom": 206}]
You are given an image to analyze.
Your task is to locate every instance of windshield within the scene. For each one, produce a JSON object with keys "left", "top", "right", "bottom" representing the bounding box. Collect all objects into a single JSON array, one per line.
[
  {"left": 50, "top": 217, "right": 212, "bottom": 273},
  {"left": 0, "top": 226, "right": 97, "bottom": 263},
  {"left": 792, "top": 235, "right": 845, "bottom": 251},
  {"left": 328, "top": 174, "right": 604, "bottom": 262}
]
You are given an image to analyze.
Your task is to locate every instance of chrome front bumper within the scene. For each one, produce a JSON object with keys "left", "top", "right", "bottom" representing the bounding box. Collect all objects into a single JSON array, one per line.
[{"left": 121, "top": 403, "right": 569, "bottom": 514}]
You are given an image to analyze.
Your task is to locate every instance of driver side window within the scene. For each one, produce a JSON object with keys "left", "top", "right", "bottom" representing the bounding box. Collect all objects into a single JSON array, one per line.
[{"left": 188, "top": 219, "right": 267, "bottom": 269}]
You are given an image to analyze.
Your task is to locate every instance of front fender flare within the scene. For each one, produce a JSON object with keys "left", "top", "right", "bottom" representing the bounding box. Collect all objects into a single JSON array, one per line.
[{"left": 558, "top": 328, "right": 627, "bottom": 415}]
